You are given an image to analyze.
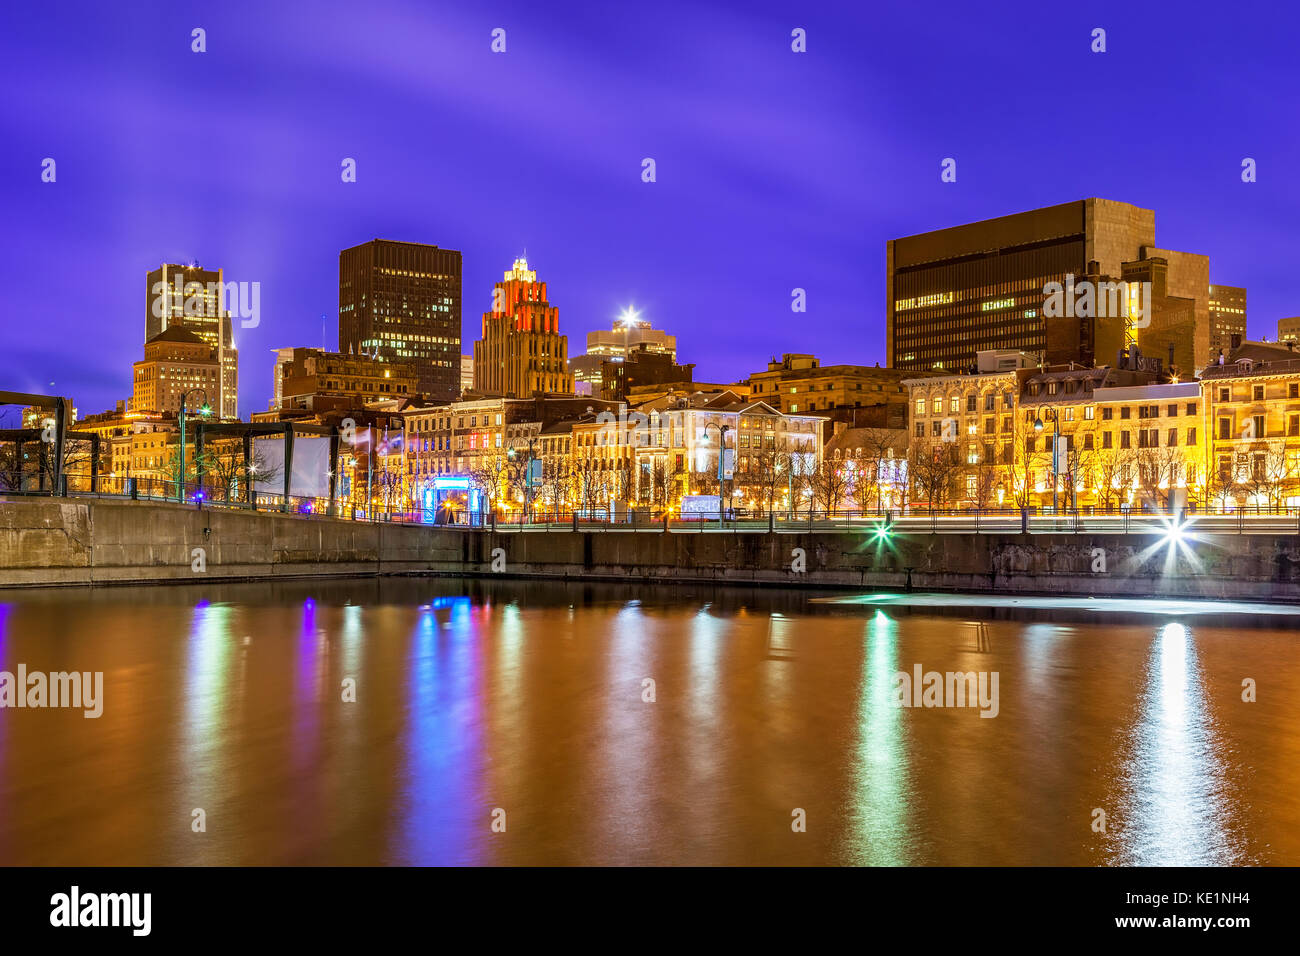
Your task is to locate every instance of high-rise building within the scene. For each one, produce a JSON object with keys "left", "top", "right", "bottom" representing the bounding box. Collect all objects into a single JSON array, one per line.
[
  {"left": 473, "top": 257, "right": 573, "bottom": 398},
  {"left": 886, "top": 199, "right": 1211, "bottom": 376},
  {"left": 131, "top": 327, "right": 220, "bottom": 416},
  {"left": 461, "top": 354, "right": 474, "bottom": 396},
  {"left": 570, "top": 307, "right": 677, "bottom": 395},
  {"left": 1277, "top": 317, "right": 1300, "bottom": 345},
  {"left": 338, "top": 239, "right": 462, "bottom": 402},
  {"left": 146, "top": 263, "right": 239, "bottom": 419},
  {"left": 1209, "top": 285, "right": 1247, "bottom": 362}
]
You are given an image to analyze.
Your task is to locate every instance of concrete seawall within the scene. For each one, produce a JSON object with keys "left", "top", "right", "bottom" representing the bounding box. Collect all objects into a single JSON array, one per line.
[{"left": 3, "top": 497, "right": 1300, "bottom": 602}]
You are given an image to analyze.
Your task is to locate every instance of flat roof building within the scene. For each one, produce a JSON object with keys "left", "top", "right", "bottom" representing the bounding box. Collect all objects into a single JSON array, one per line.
[{"left": 887, "top": 199, "right": 1211, "bottom": 376}]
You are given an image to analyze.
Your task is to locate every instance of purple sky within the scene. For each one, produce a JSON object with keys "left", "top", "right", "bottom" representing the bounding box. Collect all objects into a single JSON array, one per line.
[{"left": 2, "top": 0, "right": 1298, "bottom": 417}]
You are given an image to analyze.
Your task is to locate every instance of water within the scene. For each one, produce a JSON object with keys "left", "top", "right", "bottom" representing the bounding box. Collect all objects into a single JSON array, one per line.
[{"left": 0, "top": 578, "right": 1296, "bottom": 866}]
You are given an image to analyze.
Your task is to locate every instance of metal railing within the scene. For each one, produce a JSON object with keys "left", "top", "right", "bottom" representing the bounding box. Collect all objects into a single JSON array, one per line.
[{"left": 4, "top": 479, "right": 1299, "bottom": 535}]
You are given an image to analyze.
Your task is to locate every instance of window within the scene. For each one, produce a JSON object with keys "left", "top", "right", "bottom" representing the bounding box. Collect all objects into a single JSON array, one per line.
[
  {"left": 1102, "top": 407, "right": 1113, "bottom": 421},
  {"left": 1084, "top": 406, "right": 1094, "bottom": 420},
  {"left": 914, "top": 423, "right": 924, "bottom": 437},
  {"left": 1219, "top": 418, "right": 1231, "bottom": 440},
  {"left": 1218, "top": 388, "right": 1230, "bottom": 403},
  {"left": 915, "top": 398, "right": 925, "bottom": 416},
  {"left": 1186, "top": 402, "right": 1197, "bottom": 416},
  {"left": 984, "top": 393, "right": 995, "bottom": 411},
  {"left": 1167, "top": 428, "right": 1177, "bottom": 447},
  {"left": 933, "top": 397, "right": 942, "bottom": 414},
  {"left": 1253, "top": 385, "right": 1265, "bottom": 401},
  {"left": 1003, "top": 390, "right": 1013, "bottom": 409},
  {"left": 949, "top": 396, "right": 960, "bottom": 414},
  {"left": 1121, "top": 431, "right": 1131, "bottom": 449},
  {"left": 1167, "top": 404, "right": 1178, "bottom": 417},
  {"left": 1102, "top": 432, "right": 1112, "bottom": 449},
  {"left": 1121, "top": 407, "right": 1131, "bottom": 420},
  {"left": 1254, "top": 414, "right": 1265, "bottom": 437},
  {"left": 1290, "top": 383, "right": 1299, "bottom": 399},
  {"left": 1291, "top": 414, "right": 1300, "bottom": 438},
  {"left": 1187, "top": 427, "right": 1197, "bottom": 446},
  {"left": 931, "top": 421, "right": 941, "bottom": 436},
  {"left": 1083, "top": 434, "right": 1094, "bottom": 451}
]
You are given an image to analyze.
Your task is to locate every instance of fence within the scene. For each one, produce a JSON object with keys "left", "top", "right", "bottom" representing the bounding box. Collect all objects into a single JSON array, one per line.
[{"left": 4, "top": 477, "right": 1299, "bottom": 535}]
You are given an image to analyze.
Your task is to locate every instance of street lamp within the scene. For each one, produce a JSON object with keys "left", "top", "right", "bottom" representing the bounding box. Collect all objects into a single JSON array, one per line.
[
  {"left": 1032, "top": 406, "right": 1062, "bottom": 514},
  {"left": 177, "top": 388, "right": 211, "bottom": 502}
]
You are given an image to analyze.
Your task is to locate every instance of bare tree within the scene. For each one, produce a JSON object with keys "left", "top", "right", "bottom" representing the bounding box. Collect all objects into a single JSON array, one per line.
[
  {"left": 910, "top": 436, "right": 962, "bottom": 511},
  {"left": 811, "top": 456, "right": 848, "bottom": 514}
]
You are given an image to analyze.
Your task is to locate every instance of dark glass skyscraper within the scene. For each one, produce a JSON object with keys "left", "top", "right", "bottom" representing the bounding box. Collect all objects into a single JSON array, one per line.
[
  {"left": 339, "top": 239, "right": 462, "bottom": 401},
  {"left": 886, "top": 199, "right": 1211, "bottom": 375}
]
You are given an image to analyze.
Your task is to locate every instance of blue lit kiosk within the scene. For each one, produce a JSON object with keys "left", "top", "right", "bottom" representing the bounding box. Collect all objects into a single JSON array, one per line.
[{"left": 422, "top": 474, "right": 483, "bottom": 525}]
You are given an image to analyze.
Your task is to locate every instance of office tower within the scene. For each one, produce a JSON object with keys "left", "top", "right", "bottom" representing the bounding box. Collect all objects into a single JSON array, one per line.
[
  {"left": 338, "top": 239, "right": 462, "bottom": 402},
  {"left": 146, "top": 263, "right": 239, "bottom": 419},
  {"left": 1209, "top": 285, "right": 1247, "bottom": 362},
  {"left": 131, "top": 327, "right": 220, "bottom": 416},
  {"left": 473, "top": 257, "right": 573, "bottom": 397},
  {"left": 1279, "top": 317, "right": 1300, "bottom": 344},
  {"left": 571, "top": 307, "right": 678, "bottom": 395},
  {"left": 886, "top": 199, "right": 1211, "bottom": 375}
]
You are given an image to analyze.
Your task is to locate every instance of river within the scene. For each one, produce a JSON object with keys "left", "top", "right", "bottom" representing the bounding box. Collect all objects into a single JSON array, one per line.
[{"left": 1, "top": 577, "right": 1296, "bottom": 865}]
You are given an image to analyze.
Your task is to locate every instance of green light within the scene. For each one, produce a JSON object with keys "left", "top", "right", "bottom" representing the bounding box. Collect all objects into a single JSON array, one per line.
[{"left": 199, "top": 404, "right": 211, "bottom": 417}]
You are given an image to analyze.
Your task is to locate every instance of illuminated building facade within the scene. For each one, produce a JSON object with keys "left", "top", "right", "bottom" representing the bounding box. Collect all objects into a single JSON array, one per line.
[
  {"left": 472, "top": 257, "right": 573, "bottom": 398},
  {"left": 1202, "top": 340, "right": 1300, "bottom": 508},
  {"left": 1277, "top": 317, "right": 1300, "bottom": 345},
  {"left": 275, "top": 347, "right": 417, "bottom": 410},
  {"left": 902, "top": 350, "right": 1205, "bottom": 511},
  {"left": 339, "top": 239, "right": 462, "bottom": 401},
  {"left": 887, "top": 199, "right": 1211, "bottom": 375},
  {"left": 146, "top": 263, "right": 239, "bottom": 419},
  {"left": 131, "top": 327, "right": 220, "bottom": 417},
  {"left": 1209, "top": 285, "right": 1247, "bottom": 363},
  {"left": 618, "top": 390, "right": 825, "bottom": 512},
  {"left": 746, "top": 353, "right": 914, "bottom": 428}
]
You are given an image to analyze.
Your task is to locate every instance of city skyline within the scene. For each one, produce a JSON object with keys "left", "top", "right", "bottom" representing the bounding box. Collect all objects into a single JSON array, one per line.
[{"left": 4, "top": 1, "right": 1299, "bottom": 417}]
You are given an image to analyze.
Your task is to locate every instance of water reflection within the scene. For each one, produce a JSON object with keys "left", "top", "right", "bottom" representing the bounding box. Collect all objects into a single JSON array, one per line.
[
  {"left": 397, "top": 597, "right": 483, "bottom": 865},
  {"left": 1109, "top": 623, "right": 1248, "bottom": 865},
  {"left": 0, "top": 578, "right": 1293, "bottom": 865},
  {"left": 845, "top": 611, "right": 915, "bottom": 865}
]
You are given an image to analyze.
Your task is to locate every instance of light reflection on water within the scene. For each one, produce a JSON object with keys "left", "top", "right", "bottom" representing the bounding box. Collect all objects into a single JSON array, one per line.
[
  {"left": 0, "top": 578, "right": 1294, "bottom": 866},
  {"left": 1107, "top": 623, "right": 1251, "bottom": 865}
]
